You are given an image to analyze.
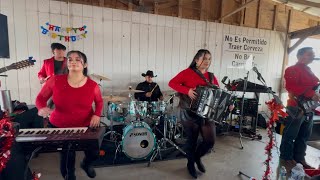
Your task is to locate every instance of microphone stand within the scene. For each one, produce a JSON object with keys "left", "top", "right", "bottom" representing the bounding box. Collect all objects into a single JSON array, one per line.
[{"left": 238, "top": 70, "right": 249, "bottom": 149}]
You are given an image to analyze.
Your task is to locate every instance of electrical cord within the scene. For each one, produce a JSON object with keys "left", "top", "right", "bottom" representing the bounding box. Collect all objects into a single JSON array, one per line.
[{"left": 24, "top": 146, "right": 42, "bottom": 180}]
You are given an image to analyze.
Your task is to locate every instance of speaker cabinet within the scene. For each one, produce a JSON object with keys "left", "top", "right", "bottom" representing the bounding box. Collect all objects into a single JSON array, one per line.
[{"left": 0, "top": 14, "right": 10, "bottom": 58}]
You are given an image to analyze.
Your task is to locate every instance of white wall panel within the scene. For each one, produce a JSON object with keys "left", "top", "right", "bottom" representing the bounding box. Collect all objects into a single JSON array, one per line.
[{"left": 0, "top": 0, "right": 286, "bottom": 112}]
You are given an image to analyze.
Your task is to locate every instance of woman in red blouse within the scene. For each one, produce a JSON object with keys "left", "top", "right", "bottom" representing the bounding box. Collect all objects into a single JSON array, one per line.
[
  {"left": 36, "top": 50, "right": 103, "bottom": 180},
  {"left": 169, "top": 49, "right": 219, "bottom": 179}
]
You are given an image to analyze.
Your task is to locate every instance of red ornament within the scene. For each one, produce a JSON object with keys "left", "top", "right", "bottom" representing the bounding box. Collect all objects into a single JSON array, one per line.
[{"left": 0, "top": 117, "right": 14, "bottom": 173}]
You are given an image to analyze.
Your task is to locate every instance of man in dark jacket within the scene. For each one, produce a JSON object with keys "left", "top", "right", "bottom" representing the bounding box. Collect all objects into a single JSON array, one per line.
[{"left": 134, "top": 70, "right": 163, "bottom": 102}]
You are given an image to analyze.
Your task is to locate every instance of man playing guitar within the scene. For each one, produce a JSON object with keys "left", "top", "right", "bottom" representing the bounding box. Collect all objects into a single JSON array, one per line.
[{"left": 280, "top": 47, "right": 320, "bottom": 171}]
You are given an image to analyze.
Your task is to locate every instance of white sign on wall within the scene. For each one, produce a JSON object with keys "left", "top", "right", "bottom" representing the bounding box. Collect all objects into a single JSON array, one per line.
[{"left": 222, "top": 34, "right": 270, "bottom": 69}]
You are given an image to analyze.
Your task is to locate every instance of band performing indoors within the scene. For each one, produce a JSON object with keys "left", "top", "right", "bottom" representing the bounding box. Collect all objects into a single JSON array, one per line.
[{"left": 1, "top": 1, "right": 320, "bottom": 180}]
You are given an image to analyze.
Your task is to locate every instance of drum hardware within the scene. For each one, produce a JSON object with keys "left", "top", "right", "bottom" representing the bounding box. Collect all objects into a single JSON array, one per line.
[
  {"left": 147, "top": 114, "right": 186, "bottom": 167},
  {"left": 104, "top": 102, "right": 126, "bottom": 142}
]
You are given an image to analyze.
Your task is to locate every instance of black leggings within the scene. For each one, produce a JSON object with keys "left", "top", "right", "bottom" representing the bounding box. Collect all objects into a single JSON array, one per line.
[
  {"left": 181, "top": 110, "right": 216, "bottom": 162},
  {"left": 48, "top": 122, "right": 98, "bottom": 179}
]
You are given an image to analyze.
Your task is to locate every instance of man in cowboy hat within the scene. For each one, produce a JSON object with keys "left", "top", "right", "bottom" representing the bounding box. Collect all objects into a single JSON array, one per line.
[{"left": 134, "top": 70, "right": 164, "bottom": 101}]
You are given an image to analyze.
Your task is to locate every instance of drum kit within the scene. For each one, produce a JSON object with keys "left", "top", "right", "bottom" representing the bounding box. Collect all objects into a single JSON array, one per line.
[{"left": 91, "top": 74, "right": 186, "bottom": 164}]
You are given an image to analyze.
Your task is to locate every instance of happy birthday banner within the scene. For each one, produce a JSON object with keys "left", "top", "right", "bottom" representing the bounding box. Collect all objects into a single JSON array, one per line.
[{"left": 40, "top": 22, "right": 87, "bottom": 42}]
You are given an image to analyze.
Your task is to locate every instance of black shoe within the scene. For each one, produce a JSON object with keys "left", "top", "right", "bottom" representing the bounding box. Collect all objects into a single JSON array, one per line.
[
  {"left": 195, "top": 158, "right": 206, "bottom": 173},
  {"left": 187, "top": 162, "right": 198, "bottom": 179},
  {"left": 64, "top": 175, "right": 76, "bottom": 180},
  {"left": 80, "top": 162, "right": 96, "bottom": 178}
]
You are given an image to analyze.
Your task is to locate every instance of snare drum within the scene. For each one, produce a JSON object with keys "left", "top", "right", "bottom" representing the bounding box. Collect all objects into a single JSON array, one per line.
[
  {"left": 121, "top": 121, "right": 156, "bottom": 160},
  {"left": 149, "top": 101, "right": 167, "bottom": 115},
  {"left": 128, "top": 101, "right": 148, "bottom": 118},
  {"left": 107, "top": 102, "right": 128, "bottom": 122}
]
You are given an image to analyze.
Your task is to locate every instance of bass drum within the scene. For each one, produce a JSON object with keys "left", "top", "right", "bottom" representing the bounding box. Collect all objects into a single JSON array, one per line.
[{"left": 121, "top": 121, "right": 156, "bottom": 160}]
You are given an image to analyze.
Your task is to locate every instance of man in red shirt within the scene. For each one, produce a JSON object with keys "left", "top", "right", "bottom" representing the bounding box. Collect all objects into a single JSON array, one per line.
[
  {"left": 280, "top": 47, "right": 320, "bottom": 171},
  {"left": 38, "top": 43, "right": 67, "bottom": 84}
]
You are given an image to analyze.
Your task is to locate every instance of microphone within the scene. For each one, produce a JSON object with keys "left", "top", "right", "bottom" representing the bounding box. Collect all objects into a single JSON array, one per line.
[
  {"left": 252, "top": 66, "right": 265, "bottom": 83},
  {"left": 314, "top": 58, "right": 320, "bottom": 60},
  {"left": 221, "top": 76, "right": 228, "bottom": 85}
]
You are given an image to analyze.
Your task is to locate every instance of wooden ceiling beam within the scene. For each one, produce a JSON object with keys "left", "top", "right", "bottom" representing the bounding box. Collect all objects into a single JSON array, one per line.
[
  {"left": 156, "top": 1, "right": 178, "bottom": 9},
  {"left": 219, "top": 0, "right": 257, "bottom": 21},
  {"left": 289, "top": 25, "right": 320, "bottom": 39},
  {"left": 287, "top": 0, "right": 320, "bottom": 8}
]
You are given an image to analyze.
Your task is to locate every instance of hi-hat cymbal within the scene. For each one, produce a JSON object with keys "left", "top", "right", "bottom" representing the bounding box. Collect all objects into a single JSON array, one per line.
[
  {"left": 90, "top": 73, "right": 111, "bottom": 81},
  {"left": 103, "top": 95, "right": 128, "bottom": 102},
  {"left": 163, "top": 90, "right": 177, "bottom": 96}
]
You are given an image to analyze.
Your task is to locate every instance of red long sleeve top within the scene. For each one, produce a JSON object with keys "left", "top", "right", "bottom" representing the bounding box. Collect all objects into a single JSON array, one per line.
[
  {"left": 168, "top": 68, "right": 219, "bottom": 94},
  {"left": 38, "top": 57, "right": 67, "bottom": 79},
  {"left": 284, "top": 62, "right": 319, "bottom": 107},
  {"left": 36, "top": 74, "right": 103, "bottom": 128}
]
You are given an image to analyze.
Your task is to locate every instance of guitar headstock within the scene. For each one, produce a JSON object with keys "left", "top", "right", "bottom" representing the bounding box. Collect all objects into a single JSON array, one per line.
[{"left": 8, "top": 57, "right": 36, "bottom": 70}]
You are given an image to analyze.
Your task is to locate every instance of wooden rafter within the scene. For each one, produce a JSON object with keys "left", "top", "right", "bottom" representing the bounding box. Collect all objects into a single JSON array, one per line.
[
  {"left": 288, "top": 25, "right": 320, "bottom": 53},
  {"left": 289, "top": 25, "right": 320, "bottom": 39},
  {"left": 156, "top": 1, "right": 178, "bottom": 9},
  {"left": 287, "top": 0, "right": 320, "bottom": 8},
  {"left": 219, "top": 0, "right": 257, "bottom": 21}
]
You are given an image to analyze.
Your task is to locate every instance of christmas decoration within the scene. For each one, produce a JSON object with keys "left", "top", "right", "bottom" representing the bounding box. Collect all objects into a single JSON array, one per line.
[
  {"left": 263, "top": 99, "right": 288, "bottom": 180},
  {"left": 0, "top": 117, "right": 14, "bottom": 172}
]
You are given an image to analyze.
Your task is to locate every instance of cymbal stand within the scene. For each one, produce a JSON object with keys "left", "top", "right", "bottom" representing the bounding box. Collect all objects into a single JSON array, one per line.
[
  {"left": 103, "top": 103, "right": 121, "bottom": 142},
  {"left": 166, "top": 94, "right": 184, "bottom": 141},
  {"left": 148, "top": 112, "right": 186, "bottom": 167}
]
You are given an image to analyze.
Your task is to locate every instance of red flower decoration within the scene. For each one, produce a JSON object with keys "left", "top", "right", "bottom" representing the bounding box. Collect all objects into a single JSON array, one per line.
[
  {"left": 262, "top": 99, "right": 288, "bottom": 180},
  {"left": 0, "top": 117, "right": 14, "bottom": 173}
]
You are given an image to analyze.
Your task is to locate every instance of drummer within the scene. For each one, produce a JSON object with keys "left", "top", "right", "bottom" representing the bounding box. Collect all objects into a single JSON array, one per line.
[{"left": 134, "top": 70, "right": 164, "bottom": 102}]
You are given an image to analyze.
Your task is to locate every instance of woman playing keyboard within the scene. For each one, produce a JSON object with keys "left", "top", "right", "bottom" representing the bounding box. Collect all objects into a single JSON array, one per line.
[{"left": 36, "top": 50, "right": 103, "bottom": 180}]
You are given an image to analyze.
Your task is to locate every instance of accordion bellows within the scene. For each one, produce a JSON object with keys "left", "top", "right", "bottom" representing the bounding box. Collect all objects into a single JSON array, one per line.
[{"left": 190, "top": 86, "right": 234, "bottom": 122}]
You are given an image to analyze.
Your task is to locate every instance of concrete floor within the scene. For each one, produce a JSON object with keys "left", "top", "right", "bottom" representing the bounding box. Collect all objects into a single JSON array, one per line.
[{"left": 30, "top": 130, "right": 320, "bottom": 180}]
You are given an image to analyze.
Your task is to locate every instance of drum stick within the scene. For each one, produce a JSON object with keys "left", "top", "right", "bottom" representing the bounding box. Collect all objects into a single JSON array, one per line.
[{"left": 150, "top": 84, "right": 158, "bottom": 94}]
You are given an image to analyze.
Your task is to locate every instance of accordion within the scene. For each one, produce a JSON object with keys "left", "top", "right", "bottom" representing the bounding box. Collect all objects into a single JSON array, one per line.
[{"left": 190, "top": 86, "right": 234, "bottom": 122}]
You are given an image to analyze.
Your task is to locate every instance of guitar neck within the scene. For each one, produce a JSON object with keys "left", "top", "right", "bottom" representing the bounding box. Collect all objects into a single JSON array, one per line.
[{"left": 0, "top": 66, "right": 10, "bottom": 74}]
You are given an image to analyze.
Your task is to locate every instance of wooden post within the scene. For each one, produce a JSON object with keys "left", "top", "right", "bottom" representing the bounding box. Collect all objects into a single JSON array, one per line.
[
  {"left": 200, "top": 0, "right": 206, "bottom": 20},
  {"left": 154, "top": 2, "right": 159, "bottom": 14},
  {"left": 279, "top": 9, "right": 292, "bottom": 98},
  {"left": 178, "top": 0, "right": 182, "bottom": 17},
  {"left": 219, "top": 0, "right": 257, "bottom": 22},
  {"left": 240, "top": 0, "right": 246, "bottom": 26},
  {"left": 128, "top": 2, "right": 133, "bottom": 11},
  {"left": 272, "top": 5, "right": 278, "bottom": 31},
  {"left": 99, "top": 0, "right": 104, "bottom": 7},
  {"left": 256, "top": 0, "right": 261, "bottom": 28}
]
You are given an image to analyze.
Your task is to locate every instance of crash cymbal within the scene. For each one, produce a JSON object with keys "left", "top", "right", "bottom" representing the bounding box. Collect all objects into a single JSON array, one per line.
[
  {"left": 163, "top": 90, "right": 177, "bottom": 96},
  {"left": 90, "top": 73, "right": 111, "bottom": 81},
  {"left": 116, "top": 89, "right": 145, "bottom": 93},
  {"left": 103, "top": 95, "right": 128, "bottom": 102}
]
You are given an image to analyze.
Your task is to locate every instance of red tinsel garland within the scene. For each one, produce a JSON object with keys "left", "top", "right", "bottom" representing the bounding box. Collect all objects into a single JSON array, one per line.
[
  {"left": 0, "top": 117, "right": 14, "bottom": 173},
  {"left": 263, "top": 99, "right": 288, "bottom": 180}
]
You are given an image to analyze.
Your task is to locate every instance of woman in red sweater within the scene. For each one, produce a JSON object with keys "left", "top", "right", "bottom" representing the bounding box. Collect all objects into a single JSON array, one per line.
[
  {"left": 36, "top": 50, "right": 103, "bottom": 180},
  {"left": 169, "top": 49, "right": 219, "bottom": 179}
]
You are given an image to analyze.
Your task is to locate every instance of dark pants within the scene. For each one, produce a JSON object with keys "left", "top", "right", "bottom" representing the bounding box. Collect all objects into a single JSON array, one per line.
[
  {"left": 180, "top": 110, "right": 216, "bottom": 163},
  {"left": 280, "top": 106, "right": 313, "bottom": 162},
  {"left": 0, "top": 142, "right": 32, "bottom": 180},
  {"left": 48, "top": 123, "right": 98, "bottom": 179}
]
